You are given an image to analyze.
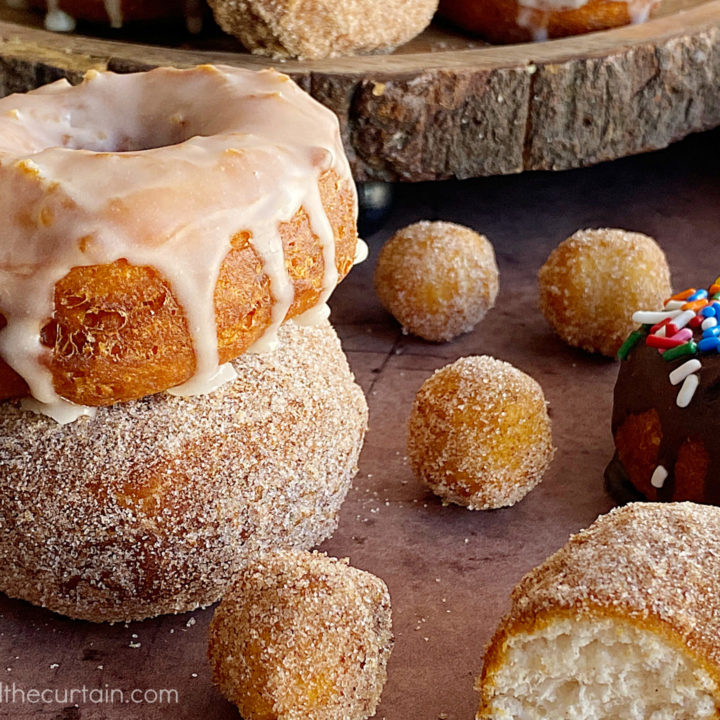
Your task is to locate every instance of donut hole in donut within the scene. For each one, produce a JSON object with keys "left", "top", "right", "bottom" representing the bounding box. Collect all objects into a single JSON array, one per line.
[
  {"left": 40, "top": 106, "right": 207, "bottom": 154},
  {"left": 25, "top": 70, "right": 264, "bottom": 154}
]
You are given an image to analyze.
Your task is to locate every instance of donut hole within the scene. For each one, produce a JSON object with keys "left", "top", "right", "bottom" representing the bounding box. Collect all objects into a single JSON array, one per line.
[
  {"left": 17, "top": 70, "right": 247, "bottom": 155},
  {"left": 62, "top": 111, "right": 207, "bottom": 153}
]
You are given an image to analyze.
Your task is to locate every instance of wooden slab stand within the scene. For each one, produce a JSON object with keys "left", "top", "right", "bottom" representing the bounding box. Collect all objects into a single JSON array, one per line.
[{"left": 0, "top": 1, "right": 719, "bottom": 180}]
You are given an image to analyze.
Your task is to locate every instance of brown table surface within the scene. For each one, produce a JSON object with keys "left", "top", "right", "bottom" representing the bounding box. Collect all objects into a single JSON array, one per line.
[{"left": 2, "top": 130, "right": 720, "bottom": 720}]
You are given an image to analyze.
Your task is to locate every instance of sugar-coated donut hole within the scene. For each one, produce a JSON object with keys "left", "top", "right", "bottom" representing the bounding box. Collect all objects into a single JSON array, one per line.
[
  {"left": 208, "top": 550, "right": 393, "bottom": 720},
  {"left": 407, "top": 356, "right": 554, "bottom": 510},
  {"left": 538, "top": 228, "right": 672, "bottom": 358},
  {"left": 374, "top": 221, "right": 499, "bottom": 342}
]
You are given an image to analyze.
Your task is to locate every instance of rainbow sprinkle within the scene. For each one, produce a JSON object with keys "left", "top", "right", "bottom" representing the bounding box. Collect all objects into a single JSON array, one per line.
[{"left": 620, "top": 279, "right": 720, "bottom": 409}]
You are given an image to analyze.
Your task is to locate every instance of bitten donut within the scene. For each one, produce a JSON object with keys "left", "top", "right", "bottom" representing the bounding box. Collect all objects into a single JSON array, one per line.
[
  {"left": 607, "top": 277, "right": 720, "bottom": 504},
  {"left": 0, "top": 322, "right": 368, "bottom": 623},
  {"left": 207, "top": 0, "right": 439, "bottom": 59},
  {"left": 476, "top": 503, "right": 720, "bottom": 719},
  {"left": 538, "top": 228, "right": 671, "bottom": 358},
  {"left": 438, "top": 0, "right": 660, "bottom": 44},
  {"left": 0, "top": 65, "right": 358, "bottom": 417},
  {"left": 407, "top": 356, "right": 554, "bottom": 510},
  {"left": 208, "top": 550, "right": 393, "bottom": 720},
  {"left": 374, "top": 221, "right": 499, "bottom": 342}
]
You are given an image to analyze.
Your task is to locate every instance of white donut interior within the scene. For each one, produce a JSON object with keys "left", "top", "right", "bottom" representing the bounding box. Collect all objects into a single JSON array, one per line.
[{"left": 480, "top": 616, "right": 718, "bottom": 719}]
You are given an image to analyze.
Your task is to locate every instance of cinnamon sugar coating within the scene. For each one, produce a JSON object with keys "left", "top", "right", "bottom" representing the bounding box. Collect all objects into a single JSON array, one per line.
[
  {"left": 207, "top": 0, "right": 439, "bottom": 59},
  {"left": 0, "top": 322, "right": 367, "bottom": 622},
  {"left": 477, "top": 502, "right": 720, "bottom": 716},
  {"left": 374, "top": 221, "right": 499, "bottom": 342},
  {"left": 407, "top": 356, "right": 554, "bottom": 510},
  {"left": 538, "top": 228, "right": 671, "bottom": 358},
  {"left": 208, "top": 549, "right": 393, "bottom": 720}
]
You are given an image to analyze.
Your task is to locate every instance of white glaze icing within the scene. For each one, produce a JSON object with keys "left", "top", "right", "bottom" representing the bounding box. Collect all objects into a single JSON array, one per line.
[
  {"left": 354, "top": 238, "right": 369, "bottom": 266},
  {"left": 21, "top": 396, "right": 96, "bottom": 424},
  {"left": 628, "top": 0, "right": 653, "bottom": 23},
  {"left": 516, "top": 6, "right": 549, "bottom": 41},
  {"left": 44, "top": 0, "right": 76, "bottom": 31},
  {"left": 102, "top": 0, "right": 123, "bottom": 28},
  {"left": 0, "top": 65, "right": 357, "bottom": 422},
  {"left": 292, "top": 303, "right": 331, "bottom": 327}
]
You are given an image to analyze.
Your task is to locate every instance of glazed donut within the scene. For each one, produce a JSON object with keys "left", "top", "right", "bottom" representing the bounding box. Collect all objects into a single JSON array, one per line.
[
  {"left": 207, "top": 0, "right": 439, "bottom": 60},
  {"left": 31, "top": 0, "right": 199, "bottom": 32},
  {"left": 0, "top": 321, "right": 368, "bottom": 623},
  {"left": 438, "top": 0, "right": 660, "bottom": 43},
  {"left": 0, "top": 65, "right": 359, "bottom": 417}
]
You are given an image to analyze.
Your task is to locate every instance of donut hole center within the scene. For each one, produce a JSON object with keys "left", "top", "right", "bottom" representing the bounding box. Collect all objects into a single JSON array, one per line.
[{"left": 61, "top": 112, "right": 208, "bottom": 153}]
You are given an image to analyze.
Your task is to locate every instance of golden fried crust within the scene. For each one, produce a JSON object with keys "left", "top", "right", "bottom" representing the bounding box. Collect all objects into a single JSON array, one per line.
[
  {"left": 614, "top": 408, "right": 663, "bottom": 500},
  {"left": 439, "top": 0, "right": 658, "bottom": 43},
  {"left": 538, "top": 228, "right": 671, "bottom": 358},
  {"left": 476, "top": 503, "right": 720, "bottom": 714},
  {"left": 208, "top": 550, "right": 393, "bottom": 720},
  {"left": 407, "top": 355, "right": 553, "bottom": 510},
  {"left": 0, "top": 169, "right": 357, "bottom": 406}
]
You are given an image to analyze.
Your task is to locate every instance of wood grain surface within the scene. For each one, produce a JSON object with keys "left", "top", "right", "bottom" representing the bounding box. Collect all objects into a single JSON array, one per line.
[
  {"left": 1, "top": 127, "right": 719, "bottom": 720},
  {"left": 0, "top": 0, "right": 718, "bottom": 180}
]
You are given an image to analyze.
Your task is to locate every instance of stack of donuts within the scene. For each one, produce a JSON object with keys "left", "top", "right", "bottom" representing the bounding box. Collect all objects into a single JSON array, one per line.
[{"left": 0, "top": 64, "right": 368, "bottom": 623}]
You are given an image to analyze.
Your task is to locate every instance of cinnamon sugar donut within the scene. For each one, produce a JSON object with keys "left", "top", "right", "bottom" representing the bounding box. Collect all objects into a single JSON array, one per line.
[
  {"left": 207, "top": 0, "right": 439, "bottom": 60},
  {"left": 439, "top": 0, "right": 660, "bottom": 43},
  {"left": 0, "top": 65, "right": 359, "bottom": 419},
  {"left": 476, "top": 503, "right": 720, "bottom": 718},
  {"left": 0, "top": 321, "right": 368, "bottom": 623}
]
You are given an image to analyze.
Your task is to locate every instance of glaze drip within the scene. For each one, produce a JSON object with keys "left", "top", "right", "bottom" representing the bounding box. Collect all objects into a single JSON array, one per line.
[{"left": 0, "top": 65, "right": 356, "bottom": 422}]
